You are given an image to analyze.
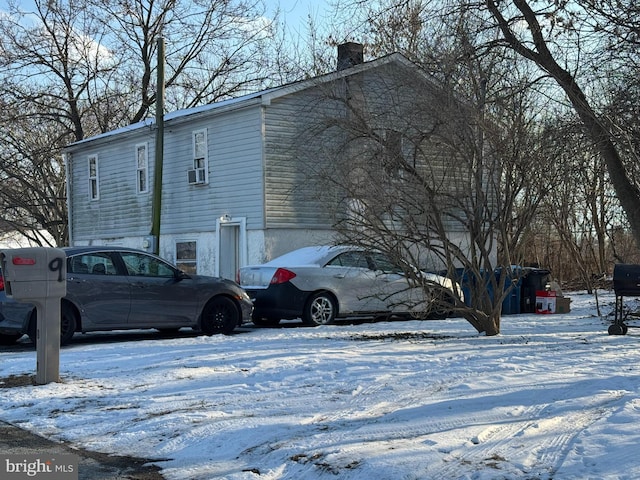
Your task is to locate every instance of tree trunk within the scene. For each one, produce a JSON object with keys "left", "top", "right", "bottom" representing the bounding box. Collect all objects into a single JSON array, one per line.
[
  {"left": 487, "top": 0, "right": 640, "bottom": 248},
  {"left": 461, "top": 310, "right": 500, "bottom": 336}
]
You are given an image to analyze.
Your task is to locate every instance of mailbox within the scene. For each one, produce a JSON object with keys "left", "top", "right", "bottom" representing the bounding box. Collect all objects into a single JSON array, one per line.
[
  {"left": 1, "top": 247, "right": 66, "bottom": 300},
  {"left": 0, "top": 247, "right": 67, "bottom": 385}
]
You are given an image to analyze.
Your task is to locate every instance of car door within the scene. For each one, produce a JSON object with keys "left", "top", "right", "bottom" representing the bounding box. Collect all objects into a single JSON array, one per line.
[
  {"left": 119, "top": 251, "right": 200, "bottom": 327},
  {"left": 66, "top": 252, "right": 132, "bottom": 329},
  {"left": 323, "top": 251, "right": 388, "bottom": 314},
  {"left": 366, "top": 252, "right": 424, "bottom": 313}
]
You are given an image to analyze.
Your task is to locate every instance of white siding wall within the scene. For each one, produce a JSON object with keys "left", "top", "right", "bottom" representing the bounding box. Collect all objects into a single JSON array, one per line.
[
  {"left": 263, "top": 88, "right": 344, "bottom": 228},
  {"left": 160, "top": 105, "right": 265, "bottom": 235},
  {"left": 65, "top": 60, "right": 489, "bottom": 274},
  {"left": 68, "top": 104, "right": 265, "bottom": 246},
  {"left": 69, "top": 133, "right": 156, "bottom": 241}
]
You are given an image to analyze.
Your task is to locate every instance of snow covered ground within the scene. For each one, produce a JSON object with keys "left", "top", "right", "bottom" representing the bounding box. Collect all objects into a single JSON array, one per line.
[{"left": 1, "top": 290, "right": 639, "bottom": 480}]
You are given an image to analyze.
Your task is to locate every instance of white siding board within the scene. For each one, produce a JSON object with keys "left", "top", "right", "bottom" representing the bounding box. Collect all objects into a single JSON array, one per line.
[{"left": 66, "top": 55, "right": 484, "bottom": 255}]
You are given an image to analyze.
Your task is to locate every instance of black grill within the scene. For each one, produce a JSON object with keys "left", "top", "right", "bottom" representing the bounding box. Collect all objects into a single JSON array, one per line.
[
  {"left": 613, "top": 264, "right": 640, "bottom": 296},
  {"left": 610, "top": 264, "right": 640, "bottom": 335}
]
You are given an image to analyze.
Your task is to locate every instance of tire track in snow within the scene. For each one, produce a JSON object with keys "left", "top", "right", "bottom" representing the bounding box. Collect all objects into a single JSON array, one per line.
[
  {"left": 428, "top": 390, "right": 627, "bottom": 479},
  {"left": 279, "top": 380, "right": 625, "bottom": 479}
]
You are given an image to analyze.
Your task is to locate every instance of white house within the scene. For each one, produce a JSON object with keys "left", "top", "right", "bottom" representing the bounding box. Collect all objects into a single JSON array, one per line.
[{"left": 64, "top": 44, "right": 484, "bottom": 279}]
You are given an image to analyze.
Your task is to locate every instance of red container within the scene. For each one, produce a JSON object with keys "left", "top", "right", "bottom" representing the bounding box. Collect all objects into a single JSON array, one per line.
[{"left": 535, "top": 290, "right": 556, "bottom": 314}]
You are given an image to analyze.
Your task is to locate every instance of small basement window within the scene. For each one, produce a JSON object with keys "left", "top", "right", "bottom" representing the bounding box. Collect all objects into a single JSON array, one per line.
[{"left": 176, "top": 241, "right": 197, "bottom": 274}]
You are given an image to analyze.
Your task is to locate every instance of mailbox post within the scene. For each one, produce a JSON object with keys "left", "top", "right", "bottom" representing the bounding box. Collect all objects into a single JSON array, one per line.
[{"left": 0, "top": 248, "right": 67, "bottom": 384}]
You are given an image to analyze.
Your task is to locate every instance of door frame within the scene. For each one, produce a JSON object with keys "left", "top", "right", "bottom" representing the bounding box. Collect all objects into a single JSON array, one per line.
[{"left": 215, "top": 216, "right": 247, "bottom": 278}]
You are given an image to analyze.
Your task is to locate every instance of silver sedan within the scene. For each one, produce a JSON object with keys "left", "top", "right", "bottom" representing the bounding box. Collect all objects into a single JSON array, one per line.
[{"left": 238, "top": 245, "right": 463, "bottom": 326}]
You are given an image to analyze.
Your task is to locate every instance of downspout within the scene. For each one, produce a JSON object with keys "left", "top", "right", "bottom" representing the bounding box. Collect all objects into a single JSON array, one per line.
[
  {"left": 63, "top": 152, "right": 72, "bottom": 246},
  {"left": 150, "top": 35, "right": 165, "bottom": 254}
]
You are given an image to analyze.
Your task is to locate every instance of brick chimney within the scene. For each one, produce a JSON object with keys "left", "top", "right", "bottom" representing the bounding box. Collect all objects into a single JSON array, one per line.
[{"left": 337, "top": 42, "right": 364, "bottom": 70}]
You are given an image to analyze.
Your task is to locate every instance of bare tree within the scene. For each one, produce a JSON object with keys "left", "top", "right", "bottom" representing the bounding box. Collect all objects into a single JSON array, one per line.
[
  {"left": 325, "top": 0, "right": 640, "bottom": 289},
  {"left": 0, "top": 0, "right": 287, "bottom": 245},
  {"left": 291, "top": 52, "right": 528, "bottom": 335},
  {"left": 485, "top": 0, "right": 640, "bottom": 249},
  {"left": 0, "top": 113, "right": 68, "bottom": 246},
  {"left": 307, "top": 1, "right": 576, "bottom": 333}
]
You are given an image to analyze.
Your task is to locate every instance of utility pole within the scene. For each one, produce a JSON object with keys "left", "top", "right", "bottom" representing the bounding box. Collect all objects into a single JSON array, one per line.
[{"left": 150, "top": 34, "right": 165, "bottom": 255}]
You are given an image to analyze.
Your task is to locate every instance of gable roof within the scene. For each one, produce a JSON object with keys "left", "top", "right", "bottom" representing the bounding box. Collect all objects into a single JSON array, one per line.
[{"left": 64, "top": 52, "right": 424, "bottom": 151}]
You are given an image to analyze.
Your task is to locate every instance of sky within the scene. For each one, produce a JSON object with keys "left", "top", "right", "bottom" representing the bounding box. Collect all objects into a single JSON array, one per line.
[
  {"left": 2, "top": 290, "right": 640, "bottom": 479},
  {"left": 266, "top": 0, "right": 333, "bottom": 32},
  {"left": 0, "top": 1, "right": 335, "bottom": 28}
]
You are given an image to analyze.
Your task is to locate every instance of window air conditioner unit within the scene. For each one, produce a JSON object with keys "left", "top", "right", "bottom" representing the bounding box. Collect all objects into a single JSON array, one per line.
[{"left": 188, "top": 168, "right": 206, "bottom": 185}]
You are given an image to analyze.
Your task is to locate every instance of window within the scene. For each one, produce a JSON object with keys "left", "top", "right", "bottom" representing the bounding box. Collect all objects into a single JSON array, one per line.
[
  {"left": 327, "top": 251, "right": 370, "bottom": 269},
  {"left": 188, "top": 129, "right": 208, "bottom": 184},
  {"left": 121, "top": 252, "right": 176, "bottom": 278},
  {"left": 374, "top": 129, "right": 408, "bottom": 180},
  {"left": 369, "top": 252, "right": 402, "bottom": 273},
  {"left": 136, "top": 143, "right": 148, "bottom": 193},
  {"left": 176, "top": 241, "right": 197, "bottom": 274},
  {"left": 88, "top": 155, "right": 99, "bottom": 200},
  {"left": 68, "top": 253, "right": 116, "bottom": 275}
]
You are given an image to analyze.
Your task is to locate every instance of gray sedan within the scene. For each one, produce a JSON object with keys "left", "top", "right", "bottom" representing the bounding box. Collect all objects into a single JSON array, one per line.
[
  {"left": 0, "top": 246, "right": 253, "bottom": 345},
  {"left": 239, "top": 245, "right": 464, "bottom": 326}
]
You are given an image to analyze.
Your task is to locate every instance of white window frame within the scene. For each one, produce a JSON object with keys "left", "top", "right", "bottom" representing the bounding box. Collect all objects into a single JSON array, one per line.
[
  {"left": 136, "top": 143, "right": 149, "bottom": 194},
  {"left": 88, "top": 154, "right": 99, "bottom": 200},
  {"left": 189, "top": 128, "right": 208, "bottom": 185}
]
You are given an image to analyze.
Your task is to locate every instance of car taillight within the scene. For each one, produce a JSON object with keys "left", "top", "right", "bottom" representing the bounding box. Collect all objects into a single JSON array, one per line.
[
  {"left": 270, "top": 268, "right": 296, "bottom": 285},
  {"left": 0, "top": 274, "right": 4, "bottom": 292}
]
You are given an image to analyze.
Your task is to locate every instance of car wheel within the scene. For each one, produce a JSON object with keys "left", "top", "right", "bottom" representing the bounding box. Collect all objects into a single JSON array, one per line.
[
  {"left": 252, "top": 317, "right": 281, "bottom": 327},
  {"left": 60, "top": 304, "right": 78, "bottom": 345},
  {"left": 0, "top": 333, "right": 23, "bottom": 345},
  {"left": 429, "top": 293, "right": 455, "bottom": 320},
  {"left": 429, "top": 304, "right": 451, "bottom": 320},
  {"left": 302, "top": 292, "right": 337, "bottom": 326},
  {"left": 608, "top": 324, "right": 626, "bottom": 335},
  {"left": 201, "top": 296, "right": 239, "bottom": 335},
  {"left": 27, "top": 305, "right": 77, "bottom": 346}
]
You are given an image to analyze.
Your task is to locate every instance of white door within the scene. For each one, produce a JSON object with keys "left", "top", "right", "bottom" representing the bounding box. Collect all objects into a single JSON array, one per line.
[{"left": 216, "top": 217, "right": 246, "bottom": 280}]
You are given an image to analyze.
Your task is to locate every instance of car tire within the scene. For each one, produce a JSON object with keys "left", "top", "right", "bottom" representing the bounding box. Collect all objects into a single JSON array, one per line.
[
  {"left": 429, "top": 293, "right": 455, "bottom": 320},
  {"left": 201, "top": 296, "right": 239, "bottom": 335},
  {"left": 302, "top": 292, "right": 337, "bottom": 326},
  {"left": 608, "top": 324, "right": 626, "bottom": 335},
  {"left": 0, "top": 333, "right": 23, "bottom": 345},
  {"left": 252, "top": 317, "right": 281, "bottom": 327},
  {"left": 27, "top": 305, "right": 77, "bottom": 346},
  {"left": 429, "top": 304, "right": 452, "bottom": 320},
  {"left": 60, "top": 304, "right": 78, "bottom": 345}
]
